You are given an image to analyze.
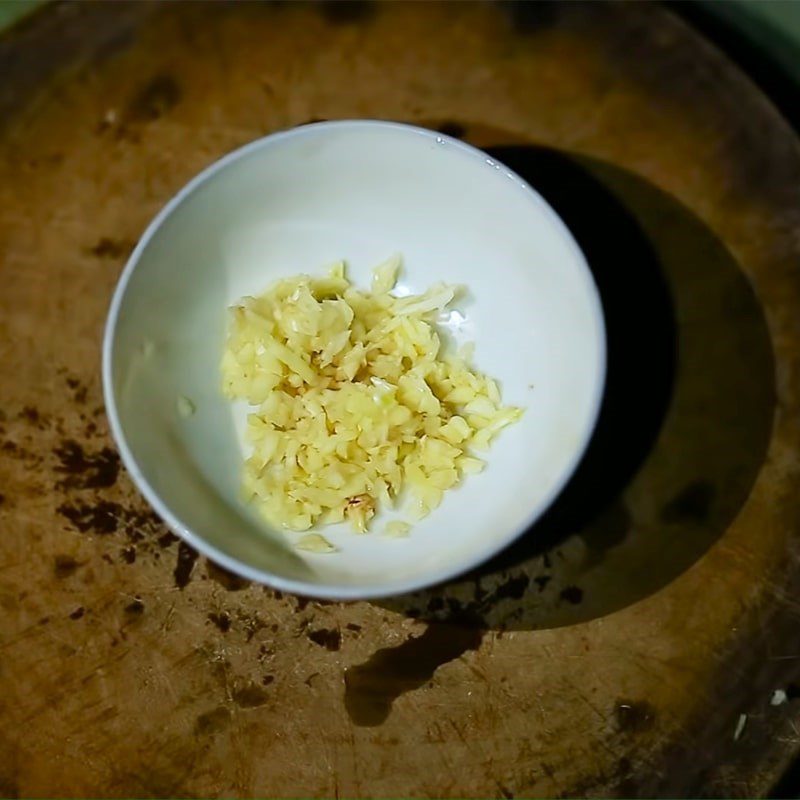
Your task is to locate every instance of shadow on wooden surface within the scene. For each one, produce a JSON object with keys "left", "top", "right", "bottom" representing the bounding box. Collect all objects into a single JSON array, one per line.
[{"left": 379, "top": 139, "right": 775, "bottom": 632}]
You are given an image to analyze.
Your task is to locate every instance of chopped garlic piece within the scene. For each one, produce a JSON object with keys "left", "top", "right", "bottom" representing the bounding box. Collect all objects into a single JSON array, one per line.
[
  {"left": 385, "top": 521, "right": 411, "bottom": 538},
  {"left": 296, "top": 533, "right": 337, "bottom": 553},
  {"left": 222, "top": 255, "right": 523, "bottom": 535},
  {"left": 371, "top": 253, "right": 401, "bottom": 294}
]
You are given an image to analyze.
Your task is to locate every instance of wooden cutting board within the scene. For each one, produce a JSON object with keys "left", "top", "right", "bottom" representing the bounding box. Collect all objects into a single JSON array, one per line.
[{"left": 2, "top": 2, "right": 800, "bottom": 796}]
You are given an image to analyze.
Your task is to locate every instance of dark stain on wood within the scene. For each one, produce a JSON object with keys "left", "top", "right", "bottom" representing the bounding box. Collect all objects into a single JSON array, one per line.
[
  {"left": 174, "top": 542, "right": 199, "bottom": 589},
  {"left": 194, "top": 706, "right": 231, "bottom": 736},
  {"left": 616, "top": 700, "right": 656, "bottom": 734},
  {"left": 124, "top": 598, "right": 145, "bottom": 616},
  {"left": 237, "top": 611, "right": 267, "bottom": 643},
  {"left": 232, "top": 683, "right": 270, "bottom": 709},
  {"left": 53, "top": 440, "right": 119, "bottom": 490},
  {"left": 18, "top": 406, "right": 45, "bottom": 427},
  {"left": 57, "top": 500, "right": 120, "bottom": 534},
  {"left": 304, "top": 672, "right": 321, "bottom": 688},
  {"left": 308, "top": 628, "right": 341, "bottom": 651},
  {"left": 208, "top": 612, "right": 231, "bottom": 633},
  {"left": 206, "top": 560, "right": 251, "bottom": 591},
  {"left": 89, "top": 237, "right": 134, "bottom": 259},
  {"left": 157, "top": 531, "right": 178, "bottom": 548},
  {"left": 295, "top": 596, "right": 310, "bottom": 611},
  {"left": 493, "top": 574, "right": 530, "bottom": 602},
  {"left": 125, "top": 73, "right": 181, "bottom": 123},
  {"left": 53, "top": 554, "right": 80, "bottom": 578}
]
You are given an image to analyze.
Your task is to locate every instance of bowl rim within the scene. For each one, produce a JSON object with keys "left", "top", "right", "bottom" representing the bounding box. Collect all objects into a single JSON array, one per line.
[{"left": 102, "top": 119, "right": 607, "bottom": 600}]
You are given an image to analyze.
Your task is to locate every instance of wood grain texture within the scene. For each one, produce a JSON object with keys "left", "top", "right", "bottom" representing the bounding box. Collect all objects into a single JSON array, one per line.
[{"left": 1, "top": 2, "right": 800, "bottom": 797}]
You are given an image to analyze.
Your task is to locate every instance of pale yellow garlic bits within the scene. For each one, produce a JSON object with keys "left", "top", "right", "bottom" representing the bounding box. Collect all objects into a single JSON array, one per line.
[{"left": 222, "top": 256, "right": 522, "bottom": 541}]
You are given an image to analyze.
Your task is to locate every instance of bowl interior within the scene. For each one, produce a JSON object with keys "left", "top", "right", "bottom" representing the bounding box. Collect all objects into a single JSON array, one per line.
[{"left": 105, "top": 121, "right": 605, "bottom": 598}]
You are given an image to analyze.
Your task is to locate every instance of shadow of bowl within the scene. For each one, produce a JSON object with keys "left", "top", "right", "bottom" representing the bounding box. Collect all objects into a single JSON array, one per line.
[{"left": 378, "top": 139, "right": 775, "bottom": 631}]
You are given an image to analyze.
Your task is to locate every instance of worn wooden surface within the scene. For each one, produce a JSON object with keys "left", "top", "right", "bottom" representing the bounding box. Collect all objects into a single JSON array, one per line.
[{"left": 2, "top": 2, "right": 800, "bottom": 797}]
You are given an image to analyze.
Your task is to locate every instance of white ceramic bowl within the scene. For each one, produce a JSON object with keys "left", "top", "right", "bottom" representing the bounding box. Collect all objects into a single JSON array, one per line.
[{"left": 103, "top": 120, "right": 605, "bottom": 599}]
